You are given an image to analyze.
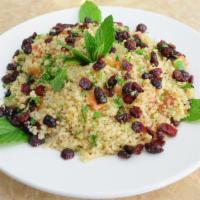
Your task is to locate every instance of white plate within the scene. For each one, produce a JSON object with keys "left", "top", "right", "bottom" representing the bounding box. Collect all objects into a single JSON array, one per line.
[{"left": 0, "top": 7, "right": 200, "bottom": 199}]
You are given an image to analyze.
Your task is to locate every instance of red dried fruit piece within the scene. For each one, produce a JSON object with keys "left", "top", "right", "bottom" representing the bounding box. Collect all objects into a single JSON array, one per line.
[
  {"left": 117, "top": 150, "right": 131, "bottom": 159},
  {"left": 115, "top": 113, "right": 131, "bottom": 123},
  {"left": 129, "top": 106, "right": 142, "bottom": 118},
  {"left": 79, "top": 77, "right": 93, "bottom": 90},
  {"left": 145, "top": 139, "right": 164, "bottom": 154},
  {"left": 124, "top": 39, "right": 136, "bottom": 51},
  {"left": 157, "top": 123, "right": 177, "bottom": 137},
  {"left": 150, "top": 52, "right": 159, "bottom": 66},
  {"left": 132, "top": 121, "right": 146, "bottom": 133},
  {"left": 133, "top": 144, "right": 144, "bottom": 155},
  {"left": 172, "top": 70, "right": 190, "bottom": 82},
  {"left": 136, "top": 23, "right": 147, "bottom": 33},
  {"left": 21, "top": 83, "right": 31, "bottom": 95},
  {"left": 149, "top": 68, "right": 162, "bottom": 78},
  {"left": 35, "top": 85, "right": 45, "bottom": 96},
  {"left": 121, "top": 59, "right": 132, "bottom": 71},
  {"left": 61, "top": 148, "right": 75, "bottom": 160}
]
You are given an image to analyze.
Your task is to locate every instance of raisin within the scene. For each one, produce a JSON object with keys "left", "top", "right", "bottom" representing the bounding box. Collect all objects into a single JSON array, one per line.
[
  {"left": 141, "top": 72, "right": 153, "bottom": 79},
  {"left": 115, "top": 31, "right": 129, "bottom": 42},
  {"left": 132, "top": 121, "right": 146, "bottom": 133},
  {"left": 7, "top": 63, "right": 17, "bottom": 71},
  {"left": 150, "top": 52, "right": 159, "bottom": 66},
  {"left": 61, "top": 148, "right": 75, "bottom": 160},
  {"left": 94, "top": 87, "right": 107, "bottom": 104},
  {"left": 29, "top": 135, "right": 45, "bottom": 147},
  {"left": 172, "top": 70, "right": 190, "bottom": 82},
  {"left": 129, "top": 106, "right": 142, "bottom": 118},
  {"left": 124, "top": 39, "right": 136, "bottom": 51},
  {"left": 65, "top": 34, "right": 75, "bottom": 47},
  {"left": 123, "top": 94, "right": 137, "bottom": 104},
  {"left": 107, "top": 75, "right": 117, "bottom": 88},
  {"left": 133, "top": 144, "right": 144, "bottom": 155},
  {"left": 145, "top": 140, "right": 164, "bottom": 154},
  {"left": 157, "top": 123, "right": 177, "bottom": 137},
  {"left": 149, "top": 68, "right": 162, "bottom": 78},
  {"left": 121, "top": 59, "right": 132, "bottom": 71},
  {"left": 92, "top": 58, "right": 106, "bottom": 71},
  {"left": 79, "top": 78, "right": 93, "bottom": 90},
  {"left": 43, "top": 115, "right": 57, "bottom": 127},
  {"left": 2, "top": 71, "right": 19, "bottom": 84},
  {"left": 117, "top": 150, "right": 131, "bottom": 159},
  {"left": 115, "top": 113, "right": 130, "bottom": 123},
  {"left": 17, "top": 112, "right": 30, "bottom": 123},
  {"left": 45, "top": 37, "right": 53, "bottom": 43},
  {"left": 151, "top": 77, "right": 162, "bottom": 89},
  {"left": 132, "top": 82, "right": 144, "bottom": 93},
  {"left": 123, "top": 145, "right": 134, "bottom": 154},
  {"left": 136, "top": 23, "right": 147, "bottom": 33},
  {"left": 49, "top": 23, "right": 69, "bottom": 35}
]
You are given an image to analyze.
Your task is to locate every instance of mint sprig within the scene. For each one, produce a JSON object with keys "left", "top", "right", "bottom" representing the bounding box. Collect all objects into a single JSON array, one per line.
[
  {"left": 79, "top": 1, "right": 101, "bottom": 23},
  {"left": 0, "top": 118, "right": 28, "bottom": 145},
  {"left": 84, "top": 15, "right": 115, "bottom": 61}
]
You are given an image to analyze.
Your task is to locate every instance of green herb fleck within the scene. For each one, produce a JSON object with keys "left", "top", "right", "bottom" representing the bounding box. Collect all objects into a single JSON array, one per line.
[
  {"left": 56, "top": 112, "right": 63, "bottom": 121},
  {"left": 174, "top": 59, "right": 185, "bottom": 70},
  {"left": 115, "top": 55, "right": 120, "bottom": 61},
  {"left": 51, "top": 68, "right": 67, "bottom": 92},
  {"left": 90, "top": 133, "right": 98, "bottom": 147},
  {"left": 116, "top": 76, "right": 125, "bottom": 86},
  {"left": 31, "top": 96, "right": 41, "bottom": 105},
  {"left": 135, "top": 49, "right": 145, "bottom": 55},
  {"left": 79, "top": 0, "right": 101, "bottom": 23},
  {"left": 81, "top": 105, "right": 89, "bottom": 122},
  {"left": 93, "top": 111, "right": 101, "bottom": 119},
  {"left": 181, "top": 83, "right": 193, "bottom": 90},
  {"left": 185, "top": 99, "right": 200, "bottom": 122},
  {"left": 29, "top": 117, "right": 36, "bottom": 126},
  {"left": 113, "top": 96, "right": 123, "bottom": 108}
]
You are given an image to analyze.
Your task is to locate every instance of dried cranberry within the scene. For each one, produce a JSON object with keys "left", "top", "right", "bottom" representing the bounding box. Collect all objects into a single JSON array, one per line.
[
  {"left": 132, "top": 121, "right": 146, "bottom": 133},
  {"left": 61, "top": 148, "right": 75, "bottom": 160},
  {"left": 5, "top": 89, "right": 11, "bottom": 97},
  {"left": 151, "top": 77, "right": 162, "bottom": 89},
  {"left": 150, "top": 52, "right": 159, "bottom": 66},
  {"left": 156, "top": 130, "right": 165, "bottom": 140},
  {"left": 94, "top": 87, "right": 107, "bottom": 104},
  {"left": 104, "top": 85, "right": 114, "bottom": 97},
  {"left": 145, "top": 140, "right": 164, "bottom": 154},
  {"left": 0, "top": 107, "right": 4, "bottom": 117},
  {"left": 172, "top": 70, "right": 190, "bottom": 82},
  {"left": 133, "top": 144, "right": 144, "bottom": 155},
  {"left": 142, "top": 72, "right": 153, "bottom": 79},
  {"left": 109, "top": 47, "right": 116, "bottom": 53},
  {"left": 2, "top": 71, "right": 19, "bottom": 84},
  {"left": 79, "top": 77, "right": 93, "bottom": 90},
  {"left": 129, "top": 106, "right": 142, "bottom": 118},
  {"left": 149, "top": 68, "right": 162, "bottom": 78},
  {"left": 29, "top": 135, "right": 45, "bottom": 147},
  {"left": 92, "top": 58, "right": 106, "bottom": 71},
  {"left": 170, "top": 117, "right": 180, "bottom": 127},
  {"left": 161, "top": 47, "right": 173, "bottom": 58},
  {"left": 65, "top": 34, "right": 75, "bottom": 47},
  {"left": 17, "top": 112, "right": 30, "bottom": 123},
  {"left": 124, "top": 72, "right": 131, "bottom": 80},
  {"left": 136, "top": 23, "right": 147, "bottom": 33},
  {"left": 123, "top": 145, "right": 134, "bottom": 154},
  {"left": 122, "top": 82, "right": 133, "bottom": 95},
  {"left": 146, "top": 127, "right": 155, "bottom": 137},
  {"left": 21, "top": 33, "right": 36, "bottom": 54},
  {"left": 133, "top": 34, "right": 147, "bottom": 48},
  {"left": 157, "top": 123, "right": 177, "bottom": 137},
  {"left": 123, "top": 94, "right": 137, "bottom": 104},
  {"left": 7, "top": 63, "right": 17, "bottom": 71},
  {"left": 107, "top": 75, "right": 117, "bottom": 88},
  {"left": 188, "top": 75, "right": 194, "bottom": 84},
  {"left": 43, "top": 115, "right": 57, "bottom": 127},
  {"left": 49, "top": 23, "right": 69, "bottom": 35},
  {"left": 115, "top": 31, "right": 129, "bottom": 42},
  {"left": 4, "top": 106, "right": 17, "bottom": 117},
  {"left": 132, "top": 82, "right": 144, "bottom": 93},
  {"left": 115, "top": 113, "right": 130, "bottom": 123},
  {"left": 10, "top": 116, "right": 21, "bottom": 127},
  {"left": 121, "top": 59, "right": 132, "bottom": 71},
  {"left": 117, "top": 150, "right": 131, "bottom": 159},
  {"left": 124, "top": 39, "right": 136, "bottom": 51},
  {"left": 45, "top": 37, "right": 53, "bottom": 43},
  {"left": 35, "top": 85, "right": 45, "bottom": 96},
  {"left": 21, "top": 83, "right": 31, "bottom": 95}
]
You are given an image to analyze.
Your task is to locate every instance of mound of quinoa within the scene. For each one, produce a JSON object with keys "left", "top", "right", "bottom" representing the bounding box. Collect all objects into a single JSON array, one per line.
[{"left": 1, "top": 21, "right": 194, "bottom": 160}]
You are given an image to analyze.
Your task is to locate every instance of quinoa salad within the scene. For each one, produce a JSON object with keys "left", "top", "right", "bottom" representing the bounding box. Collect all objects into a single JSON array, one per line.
[{"left": 0, "top": 1, "right": 199, "bottom": 161}]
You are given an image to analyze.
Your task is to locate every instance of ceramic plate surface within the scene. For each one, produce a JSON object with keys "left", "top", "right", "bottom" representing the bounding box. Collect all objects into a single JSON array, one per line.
[{"left": 0, "top": 6, "right": 200, "bottom": 199}]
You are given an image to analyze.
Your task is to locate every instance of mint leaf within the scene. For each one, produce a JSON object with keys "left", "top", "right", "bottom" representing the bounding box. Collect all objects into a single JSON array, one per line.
[
  {"left": 93, "top": 15, "right": 115, "bottom": 60},
  {"left": 185, "top": 99, "right": 200, "bottom": 122},
  {"left": 79, "top": 1, "right": 101, "bottom": 23},
  {"left": 84, "top": 31, "right": 96, "bottom": 61},
  {"left": 51, "top": 68, "right": 67, "bottom": 91},
  {"left": 0, "top": 118, "right": 28, "bottom": 145}
]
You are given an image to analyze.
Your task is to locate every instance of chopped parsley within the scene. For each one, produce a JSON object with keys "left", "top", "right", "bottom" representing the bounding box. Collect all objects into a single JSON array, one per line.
[
  {"left": 81, "top": 105, "right": 89, "bottom": 122},
  {"left": 174, "top": 59, "right": 185, "bottom": 70},
  {"left": 29, "top": 117, "right": 37, "bottom": 126},
  {"left": 90, "top": 133, "right": 98, "bottom": 147},
  {"left": 181, "top": 83, "right": 193, "bottom": 90},
  {"left": 116, "top": 76, "right": 125, "bottom": 86},
  {"left": 93, "top": 111, "right": 101, "bottom": 119},
  {"left": 135, "top": 49, "right": 145, "bottom": 55},
  {"left": 113, "top": 96, "right": 123, "bottom": 108}
]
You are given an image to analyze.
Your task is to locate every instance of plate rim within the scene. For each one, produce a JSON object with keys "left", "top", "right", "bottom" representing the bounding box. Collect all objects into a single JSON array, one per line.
[{"left": 0, "top": 6, "right": 200, "bottom": 199}]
